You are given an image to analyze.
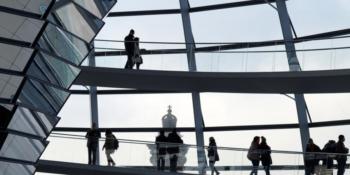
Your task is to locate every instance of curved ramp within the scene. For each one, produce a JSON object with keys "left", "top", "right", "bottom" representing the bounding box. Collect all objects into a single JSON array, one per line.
[{"left": 74, "top": 67, "right": 350, "bottom": 93}]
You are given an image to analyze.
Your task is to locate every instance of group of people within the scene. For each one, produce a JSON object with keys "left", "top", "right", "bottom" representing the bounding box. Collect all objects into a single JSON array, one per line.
[
  {"left": 85, "top": 123, "right": 119, "bottom": 166},
  {"left": 305, "top": 135, "right": 349, "bottom": 175},
  {"left": 247, "top": 136, "right": 272, "bottom": 175},
  {"left": 124, "top": 29, "right": 143, "bottom": 70}
]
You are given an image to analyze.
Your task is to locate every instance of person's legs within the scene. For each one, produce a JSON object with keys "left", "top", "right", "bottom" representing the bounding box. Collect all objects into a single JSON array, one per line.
[
  {"left": 124, "top": 54, "right": 133, "bottom": 69},
  {"left": 92, "top": 147, "right": 97, "bottom": 165},
  {"left": 88, "top": 146, "right": 92, "bottom": 165},
  {"left": 209, "top": 161, "right": 214, "bottom": 175},
  {"left": 170, "top": 155, "right": 178, "bottom": 172},
  {"left": 337, "top": 159, "right": 346, "bottom": 175},
  {"left": 136, "top": 63, "right": 140, "bottom": 70},
  {"left": 160, "top": 157, "right": 165, "bottom": 171},
  {"left": 250, "top": 160, "right": 259, "bottom": 175},
  {"left": 264, "top": 166, "right": 270, "bottom": 175}
]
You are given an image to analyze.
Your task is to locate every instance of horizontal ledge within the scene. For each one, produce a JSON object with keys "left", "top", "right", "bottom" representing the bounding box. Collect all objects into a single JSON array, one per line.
[
  {"left": 53, "top": 119, "right": 350, "bottom": 132},
  {"left": 0, "top": 6, "right": 42, "bottom": 19}
]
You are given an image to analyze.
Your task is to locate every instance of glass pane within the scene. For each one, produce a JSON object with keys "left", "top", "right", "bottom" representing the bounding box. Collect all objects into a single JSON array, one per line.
[
  {"left": 0, "top": 161, "right": 35, "bottom": 175},
  {"left": 27, "top": 51, "right": 80, "bottom": 89},
  {"left": 98, "top": 94, "right": 195, "bottom": 127},
  {"left": 38, "top": 23, "right": 91, "bottom": 65},
  {"left": 0, "top": 43, "right": 33, "bottom": 71},
  {"left": 0, "top": 104, "right": 13, "bottom": 129},
  {"left": 310, "top": 126, "right": 350, "bottom": 152},
  {"left": 50, "top": 2, "right": 104, "bottom": 43},
  {"left": 0, "top": 73, "right": 23, "bottom": 99},
  {"left": 19, "top": 79, "right": 70, "bottom": 115},
  {"left": 73, "top": 0, "right": 117, "bottom": 19},
  {"left": 0, "top": 0, "right": 53, "bottom": 15},
  {"left": 57, "top": 95, "right": 91, "bottom": 128},
  {"left": 0, "top": 133, "right": 45, "bottom": 162},
  {"left": 110, "top": 0, "right": 179, "bottom": 11},
  {"left": 0, "top": 11, "right": 44, "bottom": 43},
  {"left": 189, "top": 0, "right": 244, "bottom": 7},
  {"left": 201, "top": 93, "right": 298, "bottom": 126}
]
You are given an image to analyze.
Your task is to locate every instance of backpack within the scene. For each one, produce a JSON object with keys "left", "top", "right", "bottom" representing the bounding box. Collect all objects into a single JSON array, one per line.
[{"left": 113, "top": 136, "right": 119, "bottom": 150}]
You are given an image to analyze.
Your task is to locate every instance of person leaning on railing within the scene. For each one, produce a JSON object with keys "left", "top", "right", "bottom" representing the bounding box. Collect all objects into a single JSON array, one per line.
[
  {"left": 305, "top": 138, "right": 321, "bottom": 175},
  {"left": 335, "top": 135, "right": 349, "bottom": 175},
  {"left": 155, "top": 130, "right": 167, "bottom": 171}
]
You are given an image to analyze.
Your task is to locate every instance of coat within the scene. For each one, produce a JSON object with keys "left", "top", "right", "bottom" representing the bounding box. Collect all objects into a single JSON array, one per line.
[
  {"left": 167, "top": 132, "right": 183, "bottom": 154},
  {"left": 124, "top": 34, "right": 134, "bottom": 54},
  {"left": 156, "top": 135, "right": 167, "bottom": 155},
  {"left": 207, "top": 143, "right": 220, "bottom": 162},
  {"left": 247, "top": 143, "right": 260, "bottom": 161},
  {"left": 258, "top": 143, "right": 272, "bottom": 166}
]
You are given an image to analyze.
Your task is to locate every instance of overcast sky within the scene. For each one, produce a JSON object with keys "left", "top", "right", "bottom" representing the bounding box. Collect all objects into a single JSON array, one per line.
[{"left": 37, "top": 0, "right": 350, "bottom": 174}]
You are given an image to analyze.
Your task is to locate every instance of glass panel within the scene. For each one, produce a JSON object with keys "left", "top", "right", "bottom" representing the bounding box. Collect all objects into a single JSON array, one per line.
[
  {"left": 0, "top": 73, "right": 23, "bottom": 99},
  {"left": 27, "top": 51, "right": 81, "bottom": 89},
  {"left": 0, "top": 11, "right": 44, "bottom": 43},
  {"left": 0, "top": 161, "right": 35, "bottom": 175},
  {"left": 0, "top": 0, "right": 53, "bottom": 15},
  {"left": 190, "top": 6, "right": 282, "bottom": 42},
  {"left": 305, "top": 93, "right": 350, "bottom": 122},
  {"left": 189, "top": 0, "right": 245, "bottom": 7},
  {"left": 0, "top": 133, "right": 45, "bottom": 162},
  {"left": 98, "top": 94, "right": 195, "bottom": 128},
  {"left": 38, "top": 23, "right": 91, "bottom": 65},
  {"left": 50, "top": 2, "right": 104, "bottom": 43},
  {"left": 7, "top": 106, "right": 59, "bottom": 138},
  {"left": 201, "top": 93, "right": 298, "bottom": 126},
  {"left": 19, "top": 79, "right": 70, "bottom": 115},
  {"left": 57, "top": 95, "right": 91, "bottom": 128},
  {"left": 73, "top": 0, "right": 117, "bottom": 19},
  {"left": 287, "top": 0, "right": 350, "bottom": 36},
  {"left": 0, "top": 43, "right": 33, "bottom": 71},
  {"left": 0, "top": 104, "right": 13, "bottom": 129},
  {"left": 110, "top": 0, "right": 179, "bottom": 11}
]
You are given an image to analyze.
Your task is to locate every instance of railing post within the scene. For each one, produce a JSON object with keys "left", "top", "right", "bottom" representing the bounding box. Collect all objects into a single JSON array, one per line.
[{"left": 179, "top": 0, "right": 207, "bottom": 174}]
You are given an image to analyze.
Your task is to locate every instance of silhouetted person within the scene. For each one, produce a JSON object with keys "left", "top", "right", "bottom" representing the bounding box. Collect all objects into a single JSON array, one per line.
[
  {"left": 155, "top": 130, "right": 167, "bottom": 171},
  {"left": 335, "top": 135, "right": 348, "bottom": 175},
  {"left": 305, "top": 138, "right": 321, "bottom": 175},
  {"left": 124, "top": 29, "right": 135, "bottom": 69},
  {"left": 248, "top": 136, "right": 260, "bottom": 175},
  {"left": 133, "top": 37, "right": 143, "bottom": 70},
  {"left": 322, "top": 140, "right": 336, "bottom": 169},
  {"left": 167, "top": 129, "right": 183, "bottom": 172},
  {"left": 258, "top": 136, "right": 272, "bottom": 175},
  {"left": 207, "top": 137, "right": 220, "bottom": 175},
  {"left": 102, "top": 129, "right": 118, "bottom": 166},
  {"left": 85, "top": 122, "right": 101, "bottom": 165}
]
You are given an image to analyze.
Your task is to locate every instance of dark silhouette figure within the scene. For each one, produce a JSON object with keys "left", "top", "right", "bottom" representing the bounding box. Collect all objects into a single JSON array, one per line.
[
  {"left": 124, "top": 29, "right": 135, "bottom": 69},
  {"left": 305, "top": 138, "right": 321, "bottom": 175},
  {"left": 133, "top": 37, "right": 143, "bottom": 70},
  {"left": 258, "top": 136, "right": 272, "bottom": 175},
  {"left": 85, "top": 123, "right": 101, "bottom": 165},
  {"left": 167, "top": 129, "right": 183, "bottom": 172},
  {"left": 102, "top": 129, "right": 118, "bottom": 166},
  {"left": 207, "top": 137, "right": 220, "bottom": 175},
  {"left": 247, "top": 136, "right": 260, "bottom": 175},
  {"left": 322, "top": 140, "right": 336, "bottom": 169},
  {"left": 335, "top": 135, "right": 349, "bottom": 175},
  {"left": 155, "top": 130, "right": 167, "bottom": 171}
]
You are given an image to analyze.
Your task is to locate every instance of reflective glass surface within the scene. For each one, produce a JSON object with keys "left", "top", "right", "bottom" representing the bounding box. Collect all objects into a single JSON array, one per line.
[
  {"left": 0, "top": 11, "right": 44, "bottom": 43},
  {"left": 19, "top": 79, "right": 70, "bottom": 115},
  {"left": 0, "top": 73, "right": 23, "bottom": 100},
  {"left": 38, "top": 23, "right": 90, "bottom": 65},
  {"left": 50, "top": 2, "right": 104, "bottom": 43},
  {"left": 0, "top": 161, "right": 35, "bottom": 175},
  {"left": 0, "top": 0, "right": 52, "bottom": 15},
  {"left": 0, "top": 43, "right": 33, "bottom": 71},
  {"left": 0, "top": 105, "right": 13, "bottom": 129},
  {"left": 73, "top": 0, "right": 117, "bottom": 19},
  {"left": 27, "top": 51, "right": 80, "bottom": 89},
  {"left": 0, "top": 133, "right": 45, "bottom": 162}
]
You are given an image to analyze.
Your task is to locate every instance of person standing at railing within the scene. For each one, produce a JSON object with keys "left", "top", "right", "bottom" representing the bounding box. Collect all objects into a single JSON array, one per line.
[
  {"left": 155, "top": 130, "right": 167, "bottom": 171},
  {"left": 133, "top": 37, "right": 143, "bottom": 70},
  {"left": 207, "top": 137, "right": 220, "bottom": 175},
  {"left": 247, "top": 136, "right": 260, "bottom": 175},
  {"left": 167, "top": 129, "right": 183, "bottom": 172},
  {"left": 102, "top": 129, "right": 118, "bottom": 166},
  {"left": 124, "top": 29, "right": 135, "bottom": 69},
  {"left": 335, "top": 135, "right": 349, "bottom": 175},
  {"left": 305, "top": 138, "right": 321, "bottom": 175},
  {"left": 258, "top": 136, "right": 272, "bottom": 175},
  {"left": 85, "top": 122, "right": 101, "bottom": 165},
  {"left": 322, "top": 140, "right": 336, "bottom": 169}
]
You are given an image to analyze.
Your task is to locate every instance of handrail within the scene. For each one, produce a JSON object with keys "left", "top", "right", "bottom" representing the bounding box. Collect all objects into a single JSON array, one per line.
[{"left": 50, "top": 132, "right": 350, "bottom": 157}]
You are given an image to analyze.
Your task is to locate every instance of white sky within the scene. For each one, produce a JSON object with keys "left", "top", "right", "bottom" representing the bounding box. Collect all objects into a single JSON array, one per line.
[{"left": 37, "top": 0, "right": 350, "bottom": 174}]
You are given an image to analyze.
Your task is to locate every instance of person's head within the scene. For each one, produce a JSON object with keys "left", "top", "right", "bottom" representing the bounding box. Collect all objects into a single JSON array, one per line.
[
  {"left": 329, "top": 140, "right": 336, "bottom": 144},
  {"left": 105, "top": 129, "right": 112, "bottom": 136},
  {"left": 308, "top": 138, "right": 314, "bottom": 144},
  {"left": 129, "top": 29, "right": 135, "bottom": 35},
  {"left": 209, "top": 137, "right": 215, "bottom": 144},
  {"left": 92, "top": 122, "right": 97, "bottom": 129},
  {"left": 261, "top": 136, "right": 267, "bottom": 143},
  {"left": 339, "top": 135, "right": 345, "bottom": 142},
  {"left": 159, "top": 130, "right": 164, "bottom": 136},
  {"left": 252, "top": 136, "right": 260, "bottom": 144}
]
